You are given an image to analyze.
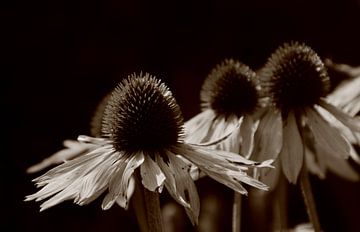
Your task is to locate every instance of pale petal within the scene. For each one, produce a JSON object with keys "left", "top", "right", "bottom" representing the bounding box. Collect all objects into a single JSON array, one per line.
[
  {"left": 34, "top": 146, "right": 113, "bottom": 184},
  {"left": 251, "top": 109, "right": 283, "bottom": 162},
  {"left": 102, "top": 152, "right": 144, "bottom": 210},
  {"left": 75, "top": 153, "right": 121, "bottom": 205},
  {"left": 155, "top": 152, "right": 190, "bottom": 208},
  {"left": 77, "top": 135, "right": 110, "bottom": 145},
  {"left": 305, "top": 107, "right": 351, "bottom": 159},
  {"left": 140, "top": 155, "right": 166, "bottom": 192},
  {"left": 240, "top": 115, "right": 256, "bottom": 158},
  {"left": 319, "top": 99, "right": 360, "bottom": 131},
  {"left": 178, "top": 144, "right": 273, "bottom": 170},
  {"left": 185, "top": 110, "right": 216, "bottom": 144},
  {"left": 279, "top": 112, "right": 303, "bottom": 184},
  {"left": 156, "top": 151, "right": 200, "bottom": 225},
  {"left": 175, "top": 145, "right": 271, "bottom": 192},
  {"left": 115, "top": 177, "right": 135, "bottom": 209},
  {"left": 26, "top": 140, "right": 95, "bottom": 173}
]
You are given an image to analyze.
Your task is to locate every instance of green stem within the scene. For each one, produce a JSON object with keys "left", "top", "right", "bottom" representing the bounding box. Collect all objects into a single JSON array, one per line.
[
  {"left": 133, "top": 171, "right": 164, "bottom": 232},
  {"left": 232, "top": 192, "right": 242, "bottom": 232},
  {"left": 299, "top": 166, "right": 322, "bottom": 232}
]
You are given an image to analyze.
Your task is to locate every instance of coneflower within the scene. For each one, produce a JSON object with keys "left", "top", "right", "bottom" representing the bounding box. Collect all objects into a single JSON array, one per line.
[
  {"left": 253, "top": 42, "right": 360, "bottom": 231},
  {"left": 26, "top": 73, "right": 273, "bottom": 228},
  {"left": 185, "top": 59, "right": 267, "bottom": 232}
]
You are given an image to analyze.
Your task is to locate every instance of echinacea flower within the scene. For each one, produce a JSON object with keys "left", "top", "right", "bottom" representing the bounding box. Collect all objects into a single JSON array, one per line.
[
  {"left": 253, "top": 42, "right": 360, "bottom": 186},
  {"left": 26, "top": 73, "right": 273, "bottom": 224},
  {"left": 185, "top": 59, "right": 263, "bottom": 157},
  {"left": 26, "top": 95, "right": 110, "bottom": 174}
]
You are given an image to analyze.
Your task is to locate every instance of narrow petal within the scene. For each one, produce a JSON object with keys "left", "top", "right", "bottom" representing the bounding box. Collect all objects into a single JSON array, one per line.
[
  {"left": 156, "top": 151, "right": 200, "bottom": 225},
  {"left": 319, "top": 99, "right": 360, "bottom": 131},
  {"left": 140, "top": 155, "right": 166, "bottom": 192},
  {"left": 251, "top": 109, "right": 283, "bottom": 162},
  {"left": 305, "top": 107, "right": 352, "bottom": 159},
  {"left": 102, "top": 152, "right": 144, "bottom": 210},
  {"left": 240, "top": 115, "right": 256, "bottom": 158},
  {"left": 175, "top": 145, "right": 271, "bottom": 192},
  {"left": 26, "top": 141, "right": 94, "bottom": 174},
  {"left": 280, "top": 112, "right": 304, "bottom": 184}
]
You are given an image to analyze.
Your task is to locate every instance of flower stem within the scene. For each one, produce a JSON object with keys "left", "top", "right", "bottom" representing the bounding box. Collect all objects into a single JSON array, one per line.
[
  {"left": 232, "top": 192, "right": 242, "bottom": 232},
  {"left": 133, "top": 171, "right": 164, "bottom": 232},
  {"left": 299, "top": 166, "right": 322, "bottom": 232}
]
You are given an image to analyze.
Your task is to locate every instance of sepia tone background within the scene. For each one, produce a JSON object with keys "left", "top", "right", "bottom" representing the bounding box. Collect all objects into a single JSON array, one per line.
[{"left": 3, "top": 0, "right": 360, "bottom": 231}]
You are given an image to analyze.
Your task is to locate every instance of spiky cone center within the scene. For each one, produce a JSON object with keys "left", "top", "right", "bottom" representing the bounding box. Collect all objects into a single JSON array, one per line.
[
  {"left": 102, "top": 74, "right": 184, "bottom": 153},
  {"left": 201, "top": 59, "right": 260, "bottom": 118},
  {"left": 261, "top": 42, "right": 330, "bottom": 116}
]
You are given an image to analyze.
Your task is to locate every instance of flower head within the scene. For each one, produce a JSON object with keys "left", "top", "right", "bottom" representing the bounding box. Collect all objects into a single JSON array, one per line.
[
  {"left": 253, "top": 42, "right": 360, "bottom": 186},
  {"left": 26, "top": 73, "right": 272, "bottom": 224},
  {"left": 186, "top": 59, "right": 263, "bottom": 157}
]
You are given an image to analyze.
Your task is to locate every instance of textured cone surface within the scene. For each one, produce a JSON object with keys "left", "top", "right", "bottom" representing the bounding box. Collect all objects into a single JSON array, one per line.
[{"left": 102, "top": 74, "right": 184, "bottom": 152}]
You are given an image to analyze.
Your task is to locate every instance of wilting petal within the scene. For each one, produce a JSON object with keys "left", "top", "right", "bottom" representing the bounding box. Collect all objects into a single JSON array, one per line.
[
  {"left": 156, "top": 151, "right": 200, "bottom": 225},
  {"left": 251, "top": 109, "right": 283, "bottom": 162},
  {"left": 33, "top": 147, "right": 113, "bottom": 184},
  {"left": 75, "top": 153, "right": 121, "bottom": 205},
  {"left": 102, "top": 152, "right": 144, "bottom": 210},
  {"left": 140, "top": 155, "right": 166, "bottom": 192},
  {"left": 175, "top": 145, "right": 271, "bottom": 192},
  {"left": 319, "top": 99, "right": 360, "bottom": 131},
  {"left": 38, "top": 178, "right": 82, "bottom": 211},
  {"left": 185, "top": 110, "right": 216, "bottom": 144},
  {"left": 305, "top": 107, "right": 352, "bottom": 159},
  {"left": 343, "top": 95, "right": 360, "bottom": 117},
  {"left": 240, "top": 115, "right": 256, "bottom": 158},
  {"left": 27, "top": 140, "right": 95, "bottom": 173},
  {"left": 280, "top": 112, "right": 303, "bottom": 184},
  {"left": 115, "top": 177, "right": 135, "bottom": 209}
]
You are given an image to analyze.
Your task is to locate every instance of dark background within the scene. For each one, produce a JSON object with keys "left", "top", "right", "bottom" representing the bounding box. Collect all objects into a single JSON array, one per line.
[{"left": 3, "top": 0, "right": 360, "bottom": 231}]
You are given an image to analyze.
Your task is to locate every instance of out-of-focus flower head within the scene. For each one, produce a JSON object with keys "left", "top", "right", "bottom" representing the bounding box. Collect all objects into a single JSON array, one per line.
[
  {"left": 185, "top": 59, "right": 264, "bottom": 157},
  {"left": 252, "top": 42, "right": 360, "bottom": 187},
  {"left": 26, "top": 73, "right": 273, "bottom": 225}
]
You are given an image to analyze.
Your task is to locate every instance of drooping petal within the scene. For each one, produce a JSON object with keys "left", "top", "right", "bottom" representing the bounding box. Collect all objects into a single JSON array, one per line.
[
  {"left": 240, "top": 115, "right": 257, "bottom": 158},
  {"left": 319, "top": 99, "right": 360, "bottom": 131},
  {"left": 75, "top": 152, "right": 122, "bottom": 205},
  {"left": 175, "top": 145, "right": 271, "bottom": 192},
  {"left": 279, "top": 112, "right": 304, "bottom": 184},
  {"left": 156, "top": 151, "right": 200, "bottom": 225},
  {"left": 102, "top": 152, "right": 144, "bottom": 210},
  {"left": 26, "top": 149, "right": 115, "bottom": 202},
  {"left": 251, "top": 109, "right": 283, "bottom": 162},
  {"left": 27, "top": 140, "right": 95, "bottom": 173},
  {"left": 140, "top": 155, "right": 166, "bottom": 192},
  {"left": 184, "top": 110, "right": 216, "bottom": 144},
  {"left": 305, "top": 107, "right": 352, "bottom": 159},
  {"left": 33, "top": 145, "right": 113, "bottom": 184}
]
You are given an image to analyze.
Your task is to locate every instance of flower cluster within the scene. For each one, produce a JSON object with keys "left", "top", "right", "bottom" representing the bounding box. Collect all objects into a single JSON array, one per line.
[
  {"left": 26, "top": 73, "right": 273, "bottom": 225},
  {"left": 26, "top": 42, "right": 360, "bottom": 231}
]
